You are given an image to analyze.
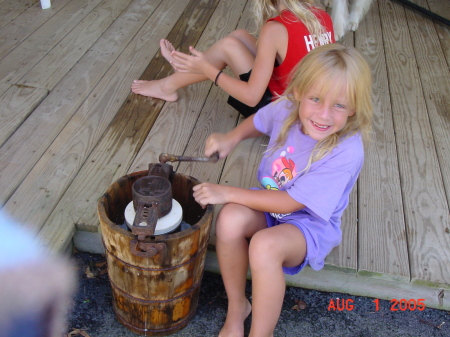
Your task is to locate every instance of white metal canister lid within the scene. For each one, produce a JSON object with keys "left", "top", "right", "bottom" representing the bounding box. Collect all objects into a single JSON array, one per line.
[{"left": 124, "top": 199, "right": 183, "bottom": 235}]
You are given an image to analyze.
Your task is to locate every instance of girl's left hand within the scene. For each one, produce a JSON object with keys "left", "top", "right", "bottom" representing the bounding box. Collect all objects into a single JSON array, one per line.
[
  {"left": 171, "top": 46, "right": 207, "bottom": 74},
  {"left": 193, "top": 183, "right": 228, "bottom": 208}
]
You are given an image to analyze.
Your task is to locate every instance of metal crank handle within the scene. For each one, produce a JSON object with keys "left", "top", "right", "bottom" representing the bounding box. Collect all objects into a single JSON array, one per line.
[{"left": 159, "top": 152, "right": 219, "bottom": 164}]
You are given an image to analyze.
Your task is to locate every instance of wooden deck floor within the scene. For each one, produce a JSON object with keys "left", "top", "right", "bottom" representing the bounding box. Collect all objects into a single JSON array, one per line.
[{"left": 0, "top": 0, "right": 449, "bottom": 310}]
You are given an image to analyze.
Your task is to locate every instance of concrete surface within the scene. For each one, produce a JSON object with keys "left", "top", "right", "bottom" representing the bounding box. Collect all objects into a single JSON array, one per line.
[{"left": 67, "top": 252, "right": 450, "bottom": 337}]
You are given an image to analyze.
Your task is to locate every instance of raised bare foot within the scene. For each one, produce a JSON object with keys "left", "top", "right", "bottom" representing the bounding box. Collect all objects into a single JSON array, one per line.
[
  {"left": 131, "top": 79, "right": 178, "bottom": 101},
  {"left": 160, "top": 39, "right": 177, "bottom": 71},
  {"left": 218, "top": 299, "right": 252, "bottom": 337}
]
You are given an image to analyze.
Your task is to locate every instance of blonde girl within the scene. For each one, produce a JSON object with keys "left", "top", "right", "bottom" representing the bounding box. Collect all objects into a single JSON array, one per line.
[
  {"left": 132, "top": 0, "right": 334, "bottom": 117},
  {"left": 192, "top": 43, "right": 373, "bottom": 337}
]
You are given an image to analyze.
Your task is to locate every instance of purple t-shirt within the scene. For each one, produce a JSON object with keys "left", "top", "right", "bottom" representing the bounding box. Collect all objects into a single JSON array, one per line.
[{"left": 253, "top": 99, "right": 364, "bottom": 270}]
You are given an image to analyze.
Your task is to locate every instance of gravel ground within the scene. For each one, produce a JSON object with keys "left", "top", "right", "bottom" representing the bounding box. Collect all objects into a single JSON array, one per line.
[{"left": 67, "top": 253, "right": 450, "bottom": 337}]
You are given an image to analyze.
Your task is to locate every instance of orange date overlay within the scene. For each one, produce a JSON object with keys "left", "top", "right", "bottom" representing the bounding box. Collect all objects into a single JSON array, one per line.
[{"left": 327, "top": 298, "right": 426, "bottom": 311}]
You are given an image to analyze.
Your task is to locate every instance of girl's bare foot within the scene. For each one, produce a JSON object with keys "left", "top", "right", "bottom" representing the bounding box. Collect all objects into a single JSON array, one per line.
[
  {"left": 131, "top": 79, "right": 178, "bottom": 101},
  {"left": 218, "top": 298, "right": 252, "bottom": 337},
  {"left": 160, "top": 39, "right": 177, "bottom": 71}
]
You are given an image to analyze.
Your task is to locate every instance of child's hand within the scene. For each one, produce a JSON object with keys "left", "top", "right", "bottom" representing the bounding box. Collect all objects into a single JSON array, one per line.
[
  {"left": 171, "top": 46, "right": 207, "bottom": 74},
  {"left": 193, "top": 183, "right": 229, "bottom": 208},
  {"left": 205, "top": 133, "right": 237, "bottom": 159}
]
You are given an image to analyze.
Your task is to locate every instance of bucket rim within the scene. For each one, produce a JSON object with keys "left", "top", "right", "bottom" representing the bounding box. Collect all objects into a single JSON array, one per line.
[{"left": 97, "top": 170, "right": 213, "bottom": 241}]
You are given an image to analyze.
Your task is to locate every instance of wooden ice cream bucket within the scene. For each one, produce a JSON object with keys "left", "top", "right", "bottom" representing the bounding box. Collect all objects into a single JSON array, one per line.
[{"left": 97, "top": 169, "right": 213, "bottom": 336}]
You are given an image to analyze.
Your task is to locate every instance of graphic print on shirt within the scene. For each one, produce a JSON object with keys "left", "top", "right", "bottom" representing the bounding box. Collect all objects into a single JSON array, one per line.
[
  {"left": 260, "top": 146, "right": 297, "bottom": 220},
  {"left": 304, "top": 31, "right": 333, "bottom": 52},
  {"left": 261, "top": 146, "right": 298, "bottom": 190}
]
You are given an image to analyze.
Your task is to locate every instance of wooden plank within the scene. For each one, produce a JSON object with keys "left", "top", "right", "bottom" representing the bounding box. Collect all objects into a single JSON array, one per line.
[
  {"left": 0, "top": 82, "right": 9, "bottom": 96},
  {"left": 38, "top": 0, "right": 221, "bottom": 252},
  {"left": 325, "top": 191, "right": 357, "bottom": 273},
  {"left": 0, "top": 0, "right": 37, "bottom": 30},
  {"left": 218, "top": 127, "right": 267, "bottom": 191},
  {"left": 408, "top": 2, "right": 450, "bottom": 188},
  {"left": 353, "top": 0, "right": 409, "bottom": 281},
  {"left": 183, "top": 0, "right": 260, "bottom": 246},
  {"left": 129, "top": 0, "right": 248, "bottom": 174},
  {"left": 127, "top": 82, "right": 212, "bottom": 172},
  {"left": 428, "top": 0, "right": 450, "bottom": 63},
  {"left": 176, "top": 0, "right": 255, "bottom": 183},
  {"left": 175, "top": 86, "right": 239, "bottom": 183},
  {"left": 321, "top": 29, "right": 359, "bottom": 273},
  {"left": 403, "top": 0, "right": 450, "bottom": 286},
  {"left": 379, "top": 0, "right": 450, "bottom": 287},
  {"left": 221, "top": 135, "right": 268, "bottom": 190},
  {"left": 19, "top": 0, "right": 134, "bottom": 90},
  {"left": 3, "top": 0, "right": 190, "bottom": 234},
  {"left": 0, "top": 0, "right": 103, "bottom": 84},
  {"left": 189, "top": 2, "right": 258, "bottom": 246},
  {"left": 0, "top": 0, "right": 71, "bottom": 60},
  {"left": 0, "top": 85, "right": 48, "bottom": 147},
  {"left": 0, "top": 0, "right": 164, "bottom": 207},
  {"left": 323, "top": 35, "right": 358, "bottom": 273}
]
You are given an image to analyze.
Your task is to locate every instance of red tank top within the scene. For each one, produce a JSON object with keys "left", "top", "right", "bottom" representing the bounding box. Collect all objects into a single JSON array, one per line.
[{"left": 267, "top": 9, "right": 335, "bottom": 97}]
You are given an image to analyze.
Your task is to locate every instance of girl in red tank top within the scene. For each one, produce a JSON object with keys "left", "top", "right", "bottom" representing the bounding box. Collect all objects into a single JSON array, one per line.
[{"left": 132, "top": 1, "right": 334, "bottom": 118}]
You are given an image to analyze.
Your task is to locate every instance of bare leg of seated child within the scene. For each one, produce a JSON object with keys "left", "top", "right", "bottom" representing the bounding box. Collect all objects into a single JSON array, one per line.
[
  {"left": 131, "top": 30, "right": 256, "bottom": 101},
  {"left": 131, "top": 78, "right": 179, "bottom": 101},
  {"left": 131, "top": 39, "right": 179, "bottom": 100},
  {"left": 219, "top": 298, "right": 252, "bottom": 337},
  {"left": 131, "top": 39, "right": 185, "bottom": 101},
  {"left": 132, "top": 38, "right": 210, "bottom": 101},
  {"left": 215, "top": 204, "right": 266, "bottom": 337}
]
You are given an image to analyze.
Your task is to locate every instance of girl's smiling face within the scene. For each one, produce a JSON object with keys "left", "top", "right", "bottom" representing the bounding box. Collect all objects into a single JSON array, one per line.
[{"left": 295, "top": 83, "right": 355, "bottom": 141}]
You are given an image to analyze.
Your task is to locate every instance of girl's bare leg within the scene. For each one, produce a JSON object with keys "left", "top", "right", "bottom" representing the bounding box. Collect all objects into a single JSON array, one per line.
[
  {"left": 248, "top": 224, "right": 307, "bottom": 337},
  {"left": 215, "top": 203, "right": 267, "bottom": 337},
  {"left": 131, "top": 30, "right": 257, "bottom": 100}
]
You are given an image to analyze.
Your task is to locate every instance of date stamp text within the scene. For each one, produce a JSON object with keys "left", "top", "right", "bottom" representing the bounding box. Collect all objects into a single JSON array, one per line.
[{"left": 327, "top": 298, "right": 426, "bottom": 311}]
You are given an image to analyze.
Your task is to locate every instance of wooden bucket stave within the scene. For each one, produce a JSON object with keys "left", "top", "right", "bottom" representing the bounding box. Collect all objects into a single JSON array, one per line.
[{"left": 98, "top": 170, "right": 213, "bottom": 336}]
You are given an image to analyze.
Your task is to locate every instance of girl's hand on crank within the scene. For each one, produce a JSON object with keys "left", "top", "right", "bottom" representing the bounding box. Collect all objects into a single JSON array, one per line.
[
  {"left": 193, "top": 183, "right": 229, "bottom": 208},
  {"left": 171, "top": 46, "right": 208, "bottom": 74},
  {"left": 205, "top": 133, "right": 237, "bottom": 159}
]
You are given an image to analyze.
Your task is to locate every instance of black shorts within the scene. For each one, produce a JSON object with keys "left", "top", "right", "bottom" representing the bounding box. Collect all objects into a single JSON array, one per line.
[{"left": 227, "top": 70, "right": 273, "bottom": 118}]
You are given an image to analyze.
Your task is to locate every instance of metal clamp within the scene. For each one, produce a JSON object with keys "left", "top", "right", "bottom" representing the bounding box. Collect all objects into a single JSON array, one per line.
[{"left": 130, "top": 240, "right": 166, "bottom": 258}]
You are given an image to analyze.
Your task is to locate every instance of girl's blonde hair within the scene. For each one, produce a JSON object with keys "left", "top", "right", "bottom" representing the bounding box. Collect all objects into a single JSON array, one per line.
[
  {"left": 253, "top": 0, "right": 325, "bottom": 39},
  {"left": 273, "top": 43, "right": 373, "bottom": 170}
]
